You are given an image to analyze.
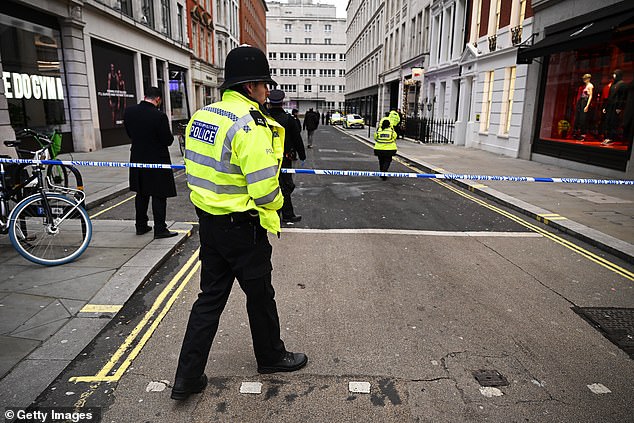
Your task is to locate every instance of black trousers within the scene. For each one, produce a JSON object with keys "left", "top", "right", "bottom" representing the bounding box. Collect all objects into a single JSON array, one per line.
[
  {"left": 135, "top": 194, "right": 167, "bottom": 233},
  {"left": 375, "top": 150, "right": 396, "bottom": 172},
  {"left": 279, "top": 171, "right": 296, "bottom": 218},
  {"left": 175, "top": 208, "right": 286, "bottom": 380}
]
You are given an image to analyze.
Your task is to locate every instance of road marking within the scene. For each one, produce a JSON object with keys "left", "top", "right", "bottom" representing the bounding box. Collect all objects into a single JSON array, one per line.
[
  {"left": 89, "top": 194, "right": 135, "bottom": 219},
  {"left": 353, "top": 137, "right": 634, "bottom": 281},
  {"left": 70, "top": 247, "right": 200, "bottom": 383},
  {"left": 434, "top": 179, "right": 634, "bottom": 281},
  {"left": 79, "top": 304, "right": 122, "bottom": 313},
  {"left": 282, "top": 228, "right": 542, "bottom": 237}
]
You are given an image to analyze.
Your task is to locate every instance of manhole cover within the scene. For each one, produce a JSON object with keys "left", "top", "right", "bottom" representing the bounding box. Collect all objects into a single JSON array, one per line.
[
  {"left": 472, "top": 369, "right": 509, "bottom": 387},
  {"left": 573, "top": 307, "right": 634, "bottom": 359}
]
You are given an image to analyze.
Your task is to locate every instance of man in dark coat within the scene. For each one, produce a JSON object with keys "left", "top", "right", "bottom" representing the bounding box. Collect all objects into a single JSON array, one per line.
[
  {"left": 602, "top": 69, "right": 628, "bottom": 145},
  {"left": 123, "top": 86, "right": 178, "bottom": 239},
  {"left": 302, "top": 108, "right": 320, "bottom": 148},
  {"left": 268, "top": 90, "right": 306, "bottom": 223}
]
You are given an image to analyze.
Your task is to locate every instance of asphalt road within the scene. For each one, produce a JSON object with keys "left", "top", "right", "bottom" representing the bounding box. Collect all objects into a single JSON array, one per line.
[{"left": 29, "top": 125, "right": 634, "bottom": 422}]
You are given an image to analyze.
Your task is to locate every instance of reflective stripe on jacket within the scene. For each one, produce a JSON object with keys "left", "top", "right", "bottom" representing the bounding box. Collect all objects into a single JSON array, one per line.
[
  {"left": 184, "top": 90, "right": 285, "bottom": 234},
  {"left": 374, "top": 126, "right": 397, "bottom": 151}
]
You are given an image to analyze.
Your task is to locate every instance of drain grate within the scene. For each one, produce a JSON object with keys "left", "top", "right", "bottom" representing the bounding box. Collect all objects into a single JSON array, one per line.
[
  {"left": 472, "top": 369, "right": 509, "bottom": 387},
  {"left": 573, "top": 307, "right": 634, "bottom": 359}
]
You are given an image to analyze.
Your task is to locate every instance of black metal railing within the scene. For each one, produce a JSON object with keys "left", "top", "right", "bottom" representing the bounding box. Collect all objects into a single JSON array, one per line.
[{"left": 404, "top": 117, "right": 455, "bottom": 144}]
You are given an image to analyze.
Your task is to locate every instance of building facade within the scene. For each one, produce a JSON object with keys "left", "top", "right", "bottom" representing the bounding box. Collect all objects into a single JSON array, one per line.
[
  {"left": 453, "top": 0, "right": 533, "bottom": 156},
  {"left": 188, "top": 0, "right": 219, "bottom": 111},
  {"left": 213, "top": 0, "right": 240, "bottom": 92},
  {"left": 240, "top": 0, "right": 267, "bottom": 51},
  {"left": 518, "top": 0, "right": 633, "bottom": 177},
  {"left": 345, "top": 0, "right": 431, "bottom": 127},
  {"left": 266, "top": 0, "right": 346, "bottom": 114},
  {"left": 0, "top": 0, "right": 192, "bottom": 156}
]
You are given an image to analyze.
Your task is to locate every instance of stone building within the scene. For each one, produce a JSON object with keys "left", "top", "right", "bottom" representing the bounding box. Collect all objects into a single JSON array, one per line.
[{"left": 266, "top": 0, "right": 346, "bottom": 114}]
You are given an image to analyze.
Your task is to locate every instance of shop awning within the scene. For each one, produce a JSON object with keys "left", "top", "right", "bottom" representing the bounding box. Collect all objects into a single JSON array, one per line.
[{"left": 518, "top": 11, "right": 634, "bottom": 62}]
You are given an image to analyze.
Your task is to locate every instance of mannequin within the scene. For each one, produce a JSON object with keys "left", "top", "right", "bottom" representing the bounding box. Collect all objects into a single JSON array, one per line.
[
  {"left": 573, "top": 73, "right": 594, "bottom": 140},
  {"left": 602, "top": 69, "right": 627, "bottom": 145}
]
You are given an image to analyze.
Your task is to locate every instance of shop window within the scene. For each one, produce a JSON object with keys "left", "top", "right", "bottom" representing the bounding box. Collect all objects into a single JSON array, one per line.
[{"left": 538, "top": 45, "right": 633, "bottom": 151}]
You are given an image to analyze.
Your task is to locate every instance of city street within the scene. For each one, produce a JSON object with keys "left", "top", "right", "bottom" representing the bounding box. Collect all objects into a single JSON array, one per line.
[{"left": 28, "top": 126, "right": 634, "bottom": 422}]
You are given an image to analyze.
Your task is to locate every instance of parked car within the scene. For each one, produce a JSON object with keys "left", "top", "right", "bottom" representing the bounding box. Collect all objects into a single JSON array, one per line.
[
  {"left": 329, "top": 112, "right": 344, "bottom": 125},
  {"left": 343, "top": 114, "right": 365, "bottom": 129}
]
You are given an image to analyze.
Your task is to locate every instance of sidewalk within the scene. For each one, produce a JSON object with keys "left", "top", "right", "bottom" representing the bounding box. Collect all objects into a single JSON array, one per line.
[
  {"left": 348, "top": 128, "right": 634, "bottom": 262},
  {"left": 0, "top": 142, "right": 190, "bottom": 409}
]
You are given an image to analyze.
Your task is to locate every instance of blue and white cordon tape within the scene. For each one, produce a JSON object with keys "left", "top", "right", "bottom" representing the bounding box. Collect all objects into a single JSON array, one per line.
[{"left": 0, "top": 157, "right": 632, "bottom": 185}]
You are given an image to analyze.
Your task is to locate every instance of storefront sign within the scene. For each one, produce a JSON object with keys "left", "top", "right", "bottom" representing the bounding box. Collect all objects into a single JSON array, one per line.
[
  {"left": 2, "top": 72, "right": 64, "bottom": 100},
  {"left": 412, "top": 67, "right": 424, "bottom": 81}
]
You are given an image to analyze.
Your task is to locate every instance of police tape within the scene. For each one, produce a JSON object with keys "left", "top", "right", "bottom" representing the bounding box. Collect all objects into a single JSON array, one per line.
[{"left": 0, "top": 157, "right": 632, "bottom": 185}]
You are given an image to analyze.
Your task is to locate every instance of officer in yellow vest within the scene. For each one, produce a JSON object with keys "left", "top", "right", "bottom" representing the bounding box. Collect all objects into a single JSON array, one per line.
[
  {"left": 171, "top": 45, "right": 308, "bottom": 401},
  {"left": 374, "top": 117, "right": 398, "bottom": 180}
]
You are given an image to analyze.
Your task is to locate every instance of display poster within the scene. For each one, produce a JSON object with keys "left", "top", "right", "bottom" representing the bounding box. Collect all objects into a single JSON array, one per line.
[{"left": 91, "top": 39, "right": 136, "bottom": 129}]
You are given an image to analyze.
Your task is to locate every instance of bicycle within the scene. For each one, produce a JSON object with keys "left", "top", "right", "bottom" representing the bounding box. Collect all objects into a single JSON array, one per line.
[
  {"left": 0, "top": 138, "right": 92, "bottom": 265},
  {"left": 173, "top": 121, "right": 188, "bottom": 156},
  {"left": 14, "top": 128, "right": 82, "bottom": 189}
]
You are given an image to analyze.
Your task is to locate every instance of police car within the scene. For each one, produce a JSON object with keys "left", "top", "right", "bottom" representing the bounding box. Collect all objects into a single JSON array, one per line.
[
  {"left": 329, "top": 112, "right": 344, "bottom": 125},
  {"left": 343, "top": 114, "right": 364, "bottom": 129}
]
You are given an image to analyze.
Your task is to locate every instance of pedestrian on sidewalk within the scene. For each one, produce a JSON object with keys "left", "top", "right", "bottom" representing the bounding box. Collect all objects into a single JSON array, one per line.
[
  {"left": 374, "top": 117, "right": 398, "bottom": 180},
  {"left": 303, "top": 108, "right": 319, "bottom": 148},
  {"left": 172, "top": 46, "right": 308, "bottom": 401},
  {"left": 123, "top": 86, "right": 178, "bottom": 239},
  {"left": 268, "top": 89, "right": 306, "bottom": 224}
]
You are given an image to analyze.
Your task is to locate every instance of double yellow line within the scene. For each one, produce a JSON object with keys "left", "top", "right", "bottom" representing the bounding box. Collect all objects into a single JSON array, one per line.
[
  {"left": 70, "top": 248, "right": 201, "bottom": 383},
  {"left": 434, "top": 178, "right": 634, "bottom": 281}
]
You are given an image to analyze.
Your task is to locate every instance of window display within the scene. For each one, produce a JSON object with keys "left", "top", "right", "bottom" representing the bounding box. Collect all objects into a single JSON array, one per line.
[{"left": 539, "top": 43, "right": 633, "bottom": 152}]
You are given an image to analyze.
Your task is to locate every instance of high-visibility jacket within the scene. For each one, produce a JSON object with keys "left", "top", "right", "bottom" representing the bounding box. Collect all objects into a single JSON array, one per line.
[
  {"left": 374, "top": 125, "right": 397, "bottom": 151},
  {"left": 184, "top": 89, "right": 285, "bottom": 234},
  {"left": 388, "top": 110, "right": 401, "bottom": 128}
]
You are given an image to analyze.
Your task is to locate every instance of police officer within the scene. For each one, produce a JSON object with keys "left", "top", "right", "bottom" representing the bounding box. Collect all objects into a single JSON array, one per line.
[
  {"left": 268, "top": 89, "right": 306, "bottom": 223},
  {"left": 171, "top": 46, "right": 308, "bottom": 401},
  {"left": 374, "top": 117, "right": 398, "bottom": 181}
]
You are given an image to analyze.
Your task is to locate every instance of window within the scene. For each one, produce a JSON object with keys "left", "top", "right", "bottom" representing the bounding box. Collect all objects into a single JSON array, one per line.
[
  {"left": 305, "top": 38, "right": 312, "bottom": 44},
  {"left": 339, "top": 53, "right": 346, "bottom": 61},
  {"left": 120, "top": 0, "right": 133, "bottom": 17},
  {"left": 160, "top": 0, "right": 171, "bottom": 36},
  {"left": 481, "top": 70, "right": 494, "bottom": 132},
  {"left": 270, "top": 68, "right": 277, "bottom": 76},
  {"left": 280, "top": 52, "right": 296, "bottom": 60},
  {"left": 501, "top": 66, "right": 516, "bottom": 134},
  {"left": 319, "top": 85, "right": 335, "bottom": 93},
  {"left": 280, "top": 68, "right": 297, "bottom": 77},
  {"left": 339, "top": 69, "right": 345, "bottom": 77},
  {"left": 325, "top": 38, "right": 331, "bottom": 44},
  {"left": 338, "top": 85, "right": 345, "bottom": 93},
  {"left": 300, "top": 69, "right": 316, "bottom": 77},
  {"left": 192, "top": 22, "right": 198, "bottom": 55},
  {"left": 268, "top": 52, "right": 277, "bottom": 60},
  {"left": 285, "top": 23, "right": 292, "bottom": 32},
  {"left": 280, "top": 84, "right": 297, "bottom": 92},
  {"left": 304, "top": 85, "right": 312, "bottom": 92},
  {"left": 142, "top": 0, "right": 155, "bottom": 28},
  {"left": 305, "top": 24, "right": 312, "bottom": 32},
  {"left": 177, "top": 4, "right": 183, "bottom": 43},
  {"left": 325, "top": 24, "right": 332, "bottom": 32},
  {"left": 285, "top": 37, "right": 292, "bottom": 44},
  {"left": 320, "top": 69, "right": 335, "bottom": 77}
]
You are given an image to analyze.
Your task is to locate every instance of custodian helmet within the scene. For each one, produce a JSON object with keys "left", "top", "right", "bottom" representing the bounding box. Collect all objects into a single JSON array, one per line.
[{"left": 219, "top": 45, "right": 277, "bottom": 90}]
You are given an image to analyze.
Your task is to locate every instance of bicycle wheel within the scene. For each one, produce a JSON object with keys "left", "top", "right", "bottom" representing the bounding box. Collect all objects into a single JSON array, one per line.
[
  {"left": 9, "top": 193, "right": 92, "bottom": 265},
  {"left": 46, "top": 164, "right": 69, "bottom": 187},
  {"left": 178, "top": 134, "right": 186, "bottom": 156}
]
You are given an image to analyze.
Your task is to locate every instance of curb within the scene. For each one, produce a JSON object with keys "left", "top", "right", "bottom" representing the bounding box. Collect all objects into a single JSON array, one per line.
[
  {"left": 0, "top": 223, "right": 193, "bottom": 410},
  {"left": 344, "top": 129, "right": 634, "bottom": 264}
]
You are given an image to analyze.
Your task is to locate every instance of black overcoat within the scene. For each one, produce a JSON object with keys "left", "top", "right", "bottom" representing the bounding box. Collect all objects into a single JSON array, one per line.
[{"left": 123, "top": 101, "right": 177, "bottom": 197}]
